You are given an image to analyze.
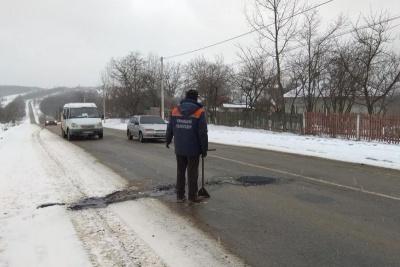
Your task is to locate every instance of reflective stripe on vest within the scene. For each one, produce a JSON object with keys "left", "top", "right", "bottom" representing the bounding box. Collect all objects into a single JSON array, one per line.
[{"left": 172, "top": 108, "right": 203, "bottom": 118}]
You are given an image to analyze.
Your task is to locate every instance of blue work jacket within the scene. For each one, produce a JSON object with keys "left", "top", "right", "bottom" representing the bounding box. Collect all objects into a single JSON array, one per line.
[{"left": 166, "top": 98, "right": 208, "bottom": 157}]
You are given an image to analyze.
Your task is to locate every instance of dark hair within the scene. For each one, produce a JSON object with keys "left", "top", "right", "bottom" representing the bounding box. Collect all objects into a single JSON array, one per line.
[{"left": 185, "top": 89, "right": 198, "bottom": 101}]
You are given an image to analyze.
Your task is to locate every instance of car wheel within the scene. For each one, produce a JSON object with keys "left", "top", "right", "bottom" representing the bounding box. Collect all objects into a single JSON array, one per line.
[
  {"left": 127, "top": 130, "right": 133, "bottom": 140},
  {"left": 139, "top": 132, "right": 145, "bottom": 143},
  {"left": 98, "top": 133, "right": 103, "bottom": 139},
  {"left": 67, "top": 130, "right": 72, "bottom": 141}
]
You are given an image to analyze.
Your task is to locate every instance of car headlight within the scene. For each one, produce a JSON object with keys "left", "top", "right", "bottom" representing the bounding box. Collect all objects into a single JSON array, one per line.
[
  {"left": 71, "top": 123, "right": 79, "bottom": 128},
  {"left": 46, "top": 120, "right": 49, "bottom": 123},
  {"left": 97, "top": 122, "right": 102, "bottom": 127}
]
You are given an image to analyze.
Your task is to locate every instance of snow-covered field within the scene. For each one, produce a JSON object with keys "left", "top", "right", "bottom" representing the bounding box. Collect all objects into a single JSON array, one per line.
[{"left": 0, "top": 93, "right": 26, "bottom": 107}]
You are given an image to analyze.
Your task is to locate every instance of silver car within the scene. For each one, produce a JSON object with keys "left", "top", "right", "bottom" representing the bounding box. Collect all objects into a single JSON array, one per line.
[{"left": 127, "top": 115, "right": 167, "bottom": 142}]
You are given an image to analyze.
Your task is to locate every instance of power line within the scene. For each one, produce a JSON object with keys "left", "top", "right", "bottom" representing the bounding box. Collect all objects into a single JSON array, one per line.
[
  {"left": 164, "top": 0, "right": 334, "bottom": 60},
  {"left": 227, "top": 14, "right": 400, "bottom": 67}
]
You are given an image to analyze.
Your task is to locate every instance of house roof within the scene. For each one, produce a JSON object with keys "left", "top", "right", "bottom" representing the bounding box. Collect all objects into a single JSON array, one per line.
[
  {"left": 222, "top": 103, "right": 248, "bottom": 109},
  {"left": 284, "top": 83, "right": 328, "bottom": 98}
]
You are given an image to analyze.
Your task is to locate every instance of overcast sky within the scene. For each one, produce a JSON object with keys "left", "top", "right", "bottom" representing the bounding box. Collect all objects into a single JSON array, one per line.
[{"left": 1, "top": 0, "right": 399, "bottom": 88}]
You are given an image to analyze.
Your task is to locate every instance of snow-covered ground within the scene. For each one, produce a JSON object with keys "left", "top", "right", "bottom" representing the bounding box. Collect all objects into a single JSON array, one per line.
[
  {"left": 1, "top": 104, "right": 399, "bottom": 266},
  {"left": 0, "top": 93, "right": 25, "bottom": 107}
]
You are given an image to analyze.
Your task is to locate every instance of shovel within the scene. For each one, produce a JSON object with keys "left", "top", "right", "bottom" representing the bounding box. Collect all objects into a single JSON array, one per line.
[{"left": 198, "top": 149, "right": 216, "bottom": 198}]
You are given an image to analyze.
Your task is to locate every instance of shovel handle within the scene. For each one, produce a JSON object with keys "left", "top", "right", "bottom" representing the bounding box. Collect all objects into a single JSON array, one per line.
[{"left": 201, "top": 156, "right": 205, "bottom": 187}]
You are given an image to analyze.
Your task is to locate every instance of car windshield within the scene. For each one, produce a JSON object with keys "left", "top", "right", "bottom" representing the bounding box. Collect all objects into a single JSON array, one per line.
[
  {"left": 140, "top": 116, "right": 165, "bottom": 124},
  {"left": 70, "top": 107, "right": 100, "bottom": 118}
]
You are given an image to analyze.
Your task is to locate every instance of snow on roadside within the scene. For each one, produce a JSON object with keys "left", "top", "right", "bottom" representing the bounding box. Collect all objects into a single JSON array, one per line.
[{"left": 0, "top": 124, "right": 93, "bottom": 267}]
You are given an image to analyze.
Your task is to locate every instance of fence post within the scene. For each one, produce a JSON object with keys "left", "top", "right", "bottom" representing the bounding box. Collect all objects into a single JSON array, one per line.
[
  {"left": 302, "top": 112, "right": 306, "bottom": 135},
  {"left": 356, "top": 114, "right": 360, "bottom": 141}
]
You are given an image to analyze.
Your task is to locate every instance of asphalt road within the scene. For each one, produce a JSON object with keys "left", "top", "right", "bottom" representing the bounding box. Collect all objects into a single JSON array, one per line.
[{"left": 43, "top": 122, "right": 400, "bottom": 267}]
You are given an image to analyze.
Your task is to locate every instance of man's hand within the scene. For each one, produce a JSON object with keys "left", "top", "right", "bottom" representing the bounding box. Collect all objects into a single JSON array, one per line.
[
  {"left": 201, "top": 152, "right": 207, "bottom": 158},
  {"left": 166, "top": 143, "right": 170, "bottom": 149}
]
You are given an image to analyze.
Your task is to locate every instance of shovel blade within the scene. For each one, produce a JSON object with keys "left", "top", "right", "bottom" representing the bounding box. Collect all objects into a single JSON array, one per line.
[{"left": 198, "top": 187, "right": 210, "bottom": 198}]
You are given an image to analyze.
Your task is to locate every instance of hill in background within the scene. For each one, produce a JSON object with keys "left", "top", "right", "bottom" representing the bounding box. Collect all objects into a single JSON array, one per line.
[{"left": 0, "top": 85, "right": 44, "bottom": 97}]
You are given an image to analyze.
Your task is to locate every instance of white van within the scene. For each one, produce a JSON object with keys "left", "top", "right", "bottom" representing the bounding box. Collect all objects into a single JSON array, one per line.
[{"left": 61, "top": 103, "right": 103, "bottom": 140}]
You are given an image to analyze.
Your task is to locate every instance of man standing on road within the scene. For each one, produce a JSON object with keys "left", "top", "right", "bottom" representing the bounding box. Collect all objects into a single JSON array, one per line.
[{"left": 166, "top": 89, "right": 208, "bottom": 203}]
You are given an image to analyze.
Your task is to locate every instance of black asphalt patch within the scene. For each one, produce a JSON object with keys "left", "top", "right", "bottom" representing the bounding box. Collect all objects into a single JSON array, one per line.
[
  {"left": 36, "top": 184, "right": 176, "bottom": 211},
  {"left": 37, "top": 177, "right": 282, "bottom": 211},
  {"left": 205, "top": 176, "right": 284, "bottom": 187},
  {"left": 236, "top": 176, "right": 277, "bottom": 186},
  {"left": 37, "top": 203, "right": 66, "bottom": 209},
  {"left": 68, "top": 196, "right": 110, "bottom": 210},
  {"left": 69, "top": 184, "right": 176, "bottom": 210}
]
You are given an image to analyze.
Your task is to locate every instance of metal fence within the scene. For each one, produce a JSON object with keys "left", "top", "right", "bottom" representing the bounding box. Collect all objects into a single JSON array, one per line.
[{"left": 304, "top": 112, "right": 400, "bottom": 144}]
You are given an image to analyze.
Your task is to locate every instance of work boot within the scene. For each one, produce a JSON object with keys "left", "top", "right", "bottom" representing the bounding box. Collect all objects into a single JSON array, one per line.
[{"left": 188, "top": 195, "right": 204, "bottom": 203}]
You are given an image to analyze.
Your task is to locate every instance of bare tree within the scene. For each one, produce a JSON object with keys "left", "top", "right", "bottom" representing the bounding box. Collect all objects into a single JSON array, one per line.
[
  {"left": 99, "top": 68, "right": 114, "bottom": 119},
  {"left": 141, "top": 53, "right": 161, "bottom": 109},
  {"left": 323, "top": 45, "right": 358, "bottom": 113},
  {"left": 231, "top": 45, "right": 276, "bottom": 111},
  {"left": 184, "top": 56, "right": 231, "bottom": 122},
  {"left": 246, "top": 0, "right": 306, "bottom": 130},
  {"left": 107, "top": 51, "right": 147, "bottom": 117},
  {"left": 163, "top": 61, "right": 183, "bottom": 111},
  {"left": 73, "top": 87, "right": 98, "bottom": 103},
  {"left": 339, "top": 11, "right": 400, "bottom": 114},
  {"left": 290, "top": 10, "right": 346, "bottom": 112}
]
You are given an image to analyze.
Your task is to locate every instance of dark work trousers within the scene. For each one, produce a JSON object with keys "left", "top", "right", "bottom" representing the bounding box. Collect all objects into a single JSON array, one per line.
[{"left": 176, "top": 155, "right": 200, "bottom": 199}]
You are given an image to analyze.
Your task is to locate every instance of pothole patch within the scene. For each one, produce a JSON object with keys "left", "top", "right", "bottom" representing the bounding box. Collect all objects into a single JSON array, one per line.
[
  {"left": 205, "top": 176, "right": 283, "bottom": 187},
  {"left": 236, "top": 176, "right": 277, "bottom": 186},
  {"left": 37, "top": 184, "right": 177, "bottom": 211},
  {"left": 68, "top": 186, "right": 170, "bottom": 211},
  {"left": 37, "top": 203, "right": 66, "bottom": 209}
]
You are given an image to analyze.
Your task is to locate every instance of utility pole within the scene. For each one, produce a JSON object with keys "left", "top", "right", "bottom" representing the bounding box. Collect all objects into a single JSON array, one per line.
[
  {"left": 214, "top": 86, "right": 218, "bottom": 124},
  {"left": 160, "top": 57, "right": 165, "bottom": 119},
  {"left": 103, "top": 87, "right": 106, "bottom": 123}
]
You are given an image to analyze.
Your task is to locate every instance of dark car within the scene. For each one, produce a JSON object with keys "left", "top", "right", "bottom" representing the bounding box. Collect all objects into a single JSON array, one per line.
[{"left": 45, "top": 118, "right": 57, "bottom": 126}]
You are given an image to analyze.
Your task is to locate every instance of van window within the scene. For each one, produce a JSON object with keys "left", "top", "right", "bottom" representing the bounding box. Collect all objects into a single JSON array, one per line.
[
  {"left": 70, "top": 107, "right": 100, "bottom": 118},
  {"left": 63, "top": 109, "right": 69, "bottom": 119}
]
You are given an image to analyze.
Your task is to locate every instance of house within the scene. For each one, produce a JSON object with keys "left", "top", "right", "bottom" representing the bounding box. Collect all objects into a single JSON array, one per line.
[
  {"left": 219, "top": 103, "right": 252, "bottom": 112},
  {"left": 283, "top": 85, "right": 385, "bottom": 114}
]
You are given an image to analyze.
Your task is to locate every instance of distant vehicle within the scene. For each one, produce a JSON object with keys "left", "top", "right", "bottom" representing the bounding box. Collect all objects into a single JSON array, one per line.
[
  {"left": 61, "top": 103, "right": 103, "bottom": 140},
  {"left": 127, "top": 115, "right": 167, "bottom": 142},
  {"left": 45, "top": 117, "right": 57, "bottom": 126}
]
